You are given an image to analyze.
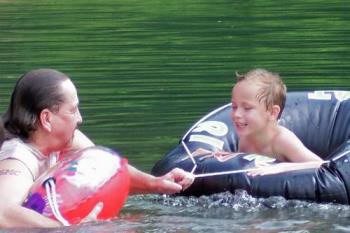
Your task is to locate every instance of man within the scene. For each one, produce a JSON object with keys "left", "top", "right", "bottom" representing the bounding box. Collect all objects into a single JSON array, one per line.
[{"left": 0, "top": 69, "right": 193, "bottom": 228}]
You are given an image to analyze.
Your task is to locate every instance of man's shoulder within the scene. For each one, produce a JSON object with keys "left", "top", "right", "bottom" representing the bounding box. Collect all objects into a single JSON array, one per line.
[{"left": 0, "top": 138, "right": 33, "bottom": 159}]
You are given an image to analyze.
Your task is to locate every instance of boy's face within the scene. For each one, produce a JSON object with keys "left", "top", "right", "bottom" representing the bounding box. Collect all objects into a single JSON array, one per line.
[{"left": 231, "top": 80, "right": 272, "bottom": 137}]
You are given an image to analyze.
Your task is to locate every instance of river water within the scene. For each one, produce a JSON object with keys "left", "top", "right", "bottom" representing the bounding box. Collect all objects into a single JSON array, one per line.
[{"left": 1, "top": 1, "right": 350, "bottom": 232}]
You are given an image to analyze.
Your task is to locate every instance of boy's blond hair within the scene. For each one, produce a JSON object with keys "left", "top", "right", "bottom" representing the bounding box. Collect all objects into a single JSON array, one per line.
[{"left": 236, "top": 68, "right": 287, "bottom": 118}]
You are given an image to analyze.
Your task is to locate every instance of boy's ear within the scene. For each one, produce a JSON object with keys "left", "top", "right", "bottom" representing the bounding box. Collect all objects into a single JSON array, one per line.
[{"left": 270, "top": 105, "right": 281, "bottom": 120}]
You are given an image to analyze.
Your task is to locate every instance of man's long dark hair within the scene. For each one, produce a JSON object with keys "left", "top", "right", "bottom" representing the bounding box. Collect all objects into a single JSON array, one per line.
[
  {"left": 0, "top": 118, "right": 4, "bottom": 147},
  {"left": 2, "top": 69, "right": 69, "bottom": 140}
]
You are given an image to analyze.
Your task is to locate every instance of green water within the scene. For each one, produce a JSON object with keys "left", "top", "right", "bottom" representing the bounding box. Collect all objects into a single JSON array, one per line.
[{"left": 1, "top": 1, "right": 350, "bottom": 232}]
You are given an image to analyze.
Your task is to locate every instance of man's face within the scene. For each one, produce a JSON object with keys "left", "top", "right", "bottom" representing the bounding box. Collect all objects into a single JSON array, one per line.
[{"left": 50, "top": 79, "right": 82, "bottom": 151}]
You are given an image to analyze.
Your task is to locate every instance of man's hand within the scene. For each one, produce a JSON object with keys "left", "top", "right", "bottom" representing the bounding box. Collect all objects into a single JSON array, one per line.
[
  {"left": 81, "top": 202, "right": 104, "bottom": 223},
  {"left": 154, "top": 168, "right": 194, "bottom": 194}
]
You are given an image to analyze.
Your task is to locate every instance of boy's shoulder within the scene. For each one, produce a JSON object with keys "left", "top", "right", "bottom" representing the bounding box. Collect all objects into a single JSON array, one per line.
[
  {"left": 272, "top": 126, "right": 302, "bottom": 156},
  {"left": 276, "top": 125, "right": 298, "bottom": 140}
]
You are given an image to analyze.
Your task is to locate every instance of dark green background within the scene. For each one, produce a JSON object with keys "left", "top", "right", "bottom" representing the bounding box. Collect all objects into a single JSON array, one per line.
[{"left": 1, "top": 1, "right": 350, "bottom": 171}]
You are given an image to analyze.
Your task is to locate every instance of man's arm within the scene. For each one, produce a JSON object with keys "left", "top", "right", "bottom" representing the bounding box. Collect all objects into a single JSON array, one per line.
[
  {"left": 70, "top": 129, "right": 95, "bottom": 150},
  {"left": 0, "top": 159, "right": 61, "bottom": 228},
  {"left": 127, "top": 165, "right": 194, "bottom": 195},
  {"left": 1, "top": 204, "right": 61, "bottom": 228},
  {"left": 72, "top": 130, "right": 194, "bottom": 195}
]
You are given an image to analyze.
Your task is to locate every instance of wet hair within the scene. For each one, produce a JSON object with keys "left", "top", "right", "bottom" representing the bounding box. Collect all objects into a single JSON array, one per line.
[
  {"left": 236, "top": 68, "right": 287, "bottom": 118},
  {"left": 2, "top": 69, "right": 70, "bottom": 140}
]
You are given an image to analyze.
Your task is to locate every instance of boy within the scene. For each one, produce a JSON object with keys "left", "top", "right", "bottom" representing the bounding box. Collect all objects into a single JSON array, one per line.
[{"left": 231, "top": 68, "right": 323, "bottom": 176}]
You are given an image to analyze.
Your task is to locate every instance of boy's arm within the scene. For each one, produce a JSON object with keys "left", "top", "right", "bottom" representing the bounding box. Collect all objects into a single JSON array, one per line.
[
  {"left": 274, "top": 127, "right": 322, "bottom": 163},
  {"left": 248, "top": 128, "right": 323, "bottom": 176},
  {"left": 247, "top": 160, "right": 323, "bottom": 176}
]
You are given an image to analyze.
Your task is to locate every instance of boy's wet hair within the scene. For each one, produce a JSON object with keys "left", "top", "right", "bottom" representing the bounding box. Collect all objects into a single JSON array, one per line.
[{"left": 236, "top": 68, "right": 287, "bottom": 118}]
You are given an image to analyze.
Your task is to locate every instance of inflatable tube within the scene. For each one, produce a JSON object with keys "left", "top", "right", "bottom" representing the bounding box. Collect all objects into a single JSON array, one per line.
[
  {"left": 23, "top": 146, "right": 130, "bottom": 225},
  {"left": 152, "top": 91, "right": 350, "bottom": 204}
]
